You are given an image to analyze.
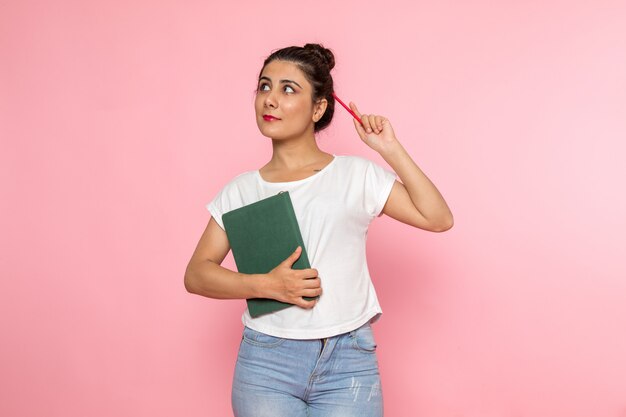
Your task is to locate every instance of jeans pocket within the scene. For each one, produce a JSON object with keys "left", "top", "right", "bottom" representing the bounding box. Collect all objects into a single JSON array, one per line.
[
  {"left": 242, "top": 326, "right": 286, "bottom": 348},
  {"left": 350, "top": 323, "right": 378, "bottom": 353}
]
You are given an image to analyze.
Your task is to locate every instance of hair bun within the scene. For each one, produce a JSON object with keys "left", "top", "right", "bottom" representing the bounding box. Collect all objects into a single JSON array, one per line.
[{"left": 304, "top": 43, "right": 335, "bottom": 70}]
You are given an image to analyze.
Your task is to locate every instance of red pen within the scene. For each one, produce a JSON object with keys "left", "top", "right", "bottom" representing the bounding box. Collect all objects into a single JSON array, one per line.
[{"left": 332, "top": 92, "right": 363, "bottom": 125}]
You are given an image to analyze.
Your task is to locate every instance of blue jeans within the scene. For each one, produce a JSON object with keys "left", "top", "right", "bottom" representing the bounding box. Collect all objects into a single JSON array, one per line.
[{"left": 232, "top": 322, "right": 384, "bottom": 417}]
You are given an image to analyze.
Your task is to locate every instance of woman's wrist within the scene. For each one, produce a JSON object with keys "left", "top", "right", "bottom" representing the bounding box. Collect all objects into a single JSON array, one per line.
[
  {"left": 379, "top": 139, "right": 407, "bottom": 162},
  {"left": 243, "top": 273, "right": 270, "bottom": 299}
]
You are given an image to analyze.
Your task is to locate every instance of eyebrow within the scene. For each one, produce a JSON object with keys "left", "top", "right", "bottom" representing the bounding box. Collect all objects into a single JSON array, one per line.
[{"left": 258, "top": 76, "right": 302, "bottom": 89}]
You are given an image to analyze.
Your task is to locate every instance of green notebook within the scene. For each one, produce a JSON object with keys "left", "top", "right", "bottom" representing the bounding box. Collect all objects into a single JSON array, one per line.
[{"left": 222, "top": 191, "right": 314, "bottom": 318}]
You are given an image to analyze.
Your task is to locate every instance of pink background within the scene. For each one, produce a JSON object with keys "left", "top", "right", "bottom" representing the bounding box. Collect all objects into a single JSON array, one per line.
[{"left": 2, "top": 1, "right": 625, "bottom": 416}]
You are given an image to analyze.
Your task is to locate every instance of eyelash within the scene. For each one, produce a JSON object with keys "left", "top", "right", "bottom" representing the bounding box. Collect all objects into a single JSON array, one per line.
[{"left": 258, "top": 83, "right": 295, "bottom": 94}]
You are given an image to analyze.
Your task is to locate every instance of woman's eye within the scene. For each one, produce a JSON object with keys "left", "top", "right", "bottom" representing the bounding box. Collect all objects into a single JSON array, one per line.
[
  {"left": 258, "top": 83, "right": 270, "bottom": 92},
  {"left": 284, "top": 85, "right": 295, "bottom": 93}
]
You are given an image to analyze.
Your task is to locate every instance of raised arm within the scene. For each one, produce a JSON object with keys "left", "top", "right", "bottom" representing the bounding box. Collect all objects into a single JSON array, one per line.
[{"left": 349, "top": 102, "right": 454, "bottom": 232}]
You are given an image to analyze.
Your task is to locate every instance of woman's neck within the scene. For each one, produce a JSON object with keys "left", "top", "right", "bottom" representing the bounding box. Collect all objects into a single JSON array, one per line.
[{"left": 268, "top": 135, "right": 329, "bottom": 171}]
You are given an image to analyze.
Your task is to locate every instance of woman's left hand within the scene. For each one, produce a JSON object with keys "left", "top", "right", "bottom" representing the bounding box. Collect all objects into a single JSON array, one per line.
[{"left": 349, "top": 102, "right": 399, "bottom": 155}]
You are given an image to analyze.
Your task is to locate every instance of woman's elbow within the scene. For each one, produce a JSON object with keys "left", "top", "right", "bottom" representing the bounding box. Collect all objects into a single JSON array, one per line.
[
  {"left": 184, "top": 265, "right": 200, "bottom": 294},
  {"left": 435, "top": 215, "right": 454, "bottom": 233},
  {"left": 428, "top": 214, "right": 454, "bottom": 232}
]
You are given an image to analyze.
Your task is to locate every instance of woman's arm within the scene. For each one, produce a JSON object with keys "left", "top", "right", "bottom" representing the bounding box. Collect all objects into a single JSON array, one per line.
[
  {"left": 349, "top": 102, "right": 454, "bottom": 232},
  {"left": 184, "top": 217, "right": 322, "bottom": 308}
]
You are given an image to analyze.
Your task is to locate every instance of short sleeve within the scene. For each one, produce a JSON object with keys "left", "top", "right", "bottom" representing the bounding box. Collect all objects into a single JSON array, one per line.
[
  {"left": 206, "top": 193, "right": 226, "bottom": 230},
  {"left": 364, "top": 160, "right": 397, "bottom": 218},
  {"left": 204, "top": 179, "right": 236, "bottom": 231},
  {"left": 205, "top": 199, "right": 224, "bottom": 229},
  {"left": 204, "top": 171, "right": 257, "bottom": 231}
]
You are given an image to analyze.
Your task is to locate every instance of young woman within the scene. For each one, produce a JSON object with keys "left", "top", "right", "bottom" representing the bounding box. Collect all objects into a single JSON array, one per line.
[{"left": 185, "top": 43, "right": 453, "bottom": 417}]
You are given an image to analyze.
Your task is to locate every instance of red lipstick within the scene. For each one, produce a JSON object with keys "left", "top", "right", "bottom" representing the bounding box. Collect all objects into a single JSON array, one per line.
[{"left": 263, "top": 115, "right": 280, "bottom": 121}]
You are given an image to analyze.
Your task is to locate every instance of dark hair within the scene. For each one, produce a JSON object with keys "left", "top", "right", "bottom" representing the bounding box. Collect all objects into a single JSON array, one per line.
[{"left": 259, "top": 43, "right": 335, "bottom": 132}]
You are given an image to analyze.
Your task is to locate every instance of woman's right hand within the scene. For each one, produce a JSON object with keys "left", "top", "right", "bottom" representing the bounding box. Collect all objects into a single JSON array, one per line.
[{"left": 265, "top": 246, "right": 322, "bottom": 309}]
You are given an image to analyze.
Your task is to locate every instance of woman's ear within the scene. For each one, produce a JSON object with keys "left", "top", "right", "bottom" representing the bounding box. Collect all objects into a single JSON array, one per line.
[{"left": 312, "top": 98, "right": 328, "bottom": 122}]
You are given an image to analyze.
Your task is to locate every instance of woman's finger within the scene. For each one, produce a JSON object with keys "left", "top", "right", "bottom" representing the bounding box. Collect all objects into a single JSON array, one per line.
[
  {"left": 353, "top": 118, "right": 367, "bottom": 140},
  {"left": 280, "top": 246, "right": 302, "bottom": 268},
  {"left": 350, "top": 102, "right": 371, "bottom": 132},
  {"left": 298, "top": 268, "right": 318, "bottom": 279},
  {"left": 301, "top": 287, "right": 322, "bottom": 298},
  {"left": 375, "top": 115, "right": 384, "bottom": 132},
  {"left": 367, "top": 115, "right": 379, "bottom": 133},
  {"left": 296, "top": 297, "right": 317, "bottom": 309},
  {"left": 348, "top": 101, "right": 362, "bottom": 118},
  {"left": 302, "top": 277, "right": 321, "bottom": 289},
  {"left": 356, "top": 111, "right": 371, "bottom": 133},
  {"left": 366, "top": 114, "right": 379, "bottom": 133}
]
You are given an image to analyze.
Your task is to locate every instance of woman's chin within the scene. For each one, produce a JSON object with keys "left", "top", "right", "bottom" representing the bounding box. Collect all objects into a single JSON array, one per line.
[
  {"left": 258, "top": 128, "right": 280, "bottom": 140},
  {"left": 256, "top": 122, "right": 312, "bottom": 141},
  {"left": 257, "top": 123, "right": 280, "bottom": 138},
  {"left": 258, "top": 127, "right": 290, "bottom": 141}
]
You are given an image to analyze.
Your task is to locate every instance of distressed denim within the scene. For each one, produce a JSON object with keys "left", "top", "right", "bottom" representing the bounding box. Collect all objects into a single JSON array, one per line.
[{"left": 232, "top": 322, "right": 383, "bottom": 417}]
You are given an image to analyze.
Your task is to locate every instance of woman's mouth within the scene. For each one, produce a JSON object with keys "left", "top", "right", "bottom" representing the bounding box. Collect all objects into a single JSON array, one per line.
[{"left": 263, "top": 115, "right": 280, "bottom": 121}]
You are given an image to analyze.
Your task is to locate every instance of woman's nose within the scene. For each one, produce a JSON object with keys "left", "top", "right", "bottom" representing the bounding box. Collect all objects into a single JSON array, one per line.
[{"left": 264, "top": 89, "right": 278, "bottom": 108}]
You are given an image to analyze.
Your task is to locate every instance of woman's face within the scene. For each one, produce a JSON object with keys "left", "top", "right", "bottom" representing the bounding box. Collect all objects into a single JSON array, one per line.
[{"left": 255, "top": 60, "right": 325, "bottom": 140}]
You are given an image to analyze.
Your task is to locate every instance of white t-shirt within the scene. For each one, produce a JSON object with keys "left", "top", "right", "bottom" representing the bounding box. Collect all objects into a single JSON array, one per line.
[{"left": 206, "top": 154, "right": 397, "bottom": 339}]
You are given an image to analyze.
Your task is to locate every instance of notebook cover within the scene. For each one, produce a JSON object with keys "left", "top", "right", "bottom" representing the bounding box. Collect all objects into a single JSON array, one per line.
[{"left": 222, "top": 191, "right": 314, "bottom": 318}]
